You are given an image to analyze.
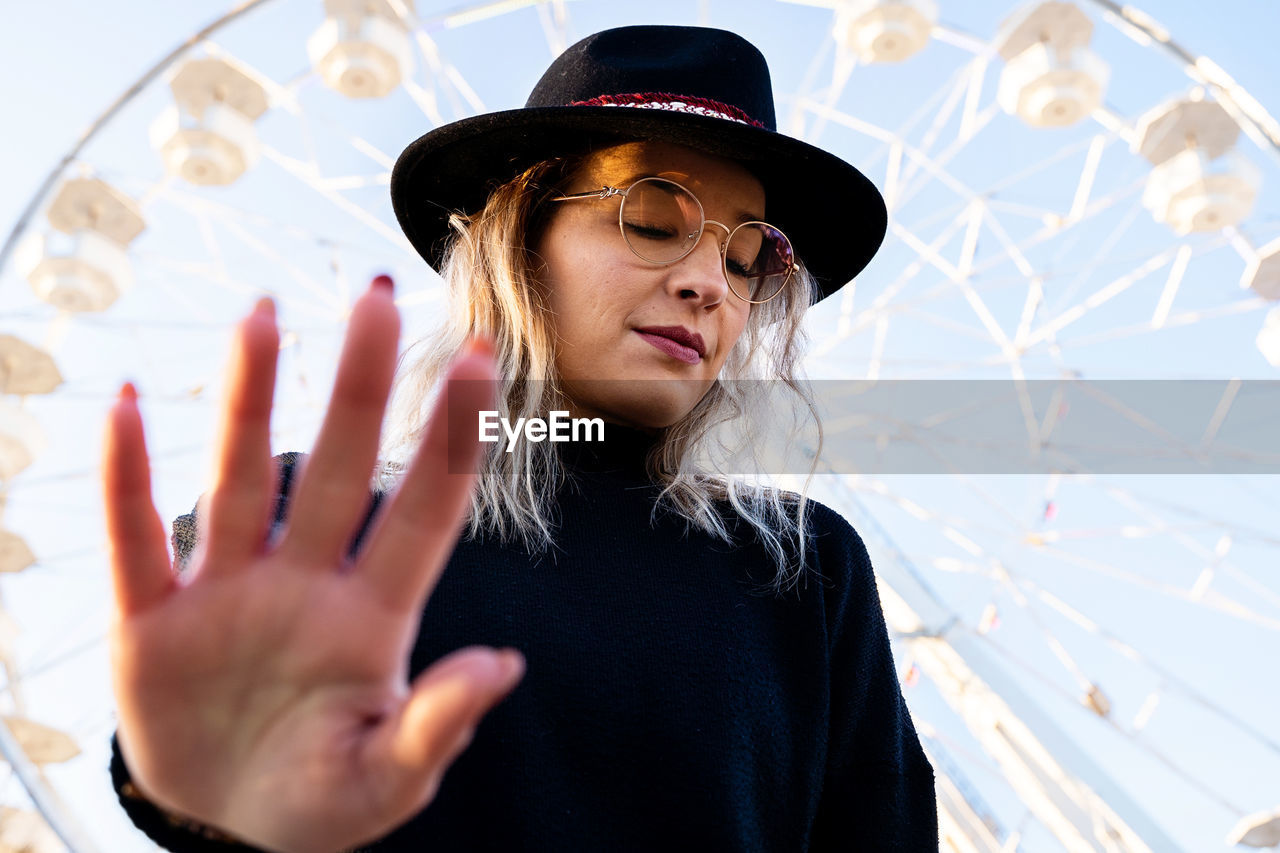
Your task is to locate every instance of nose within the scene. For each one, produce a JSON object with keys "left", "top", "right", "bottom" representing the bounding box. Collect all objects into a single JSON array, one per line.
[{"left": 667, "top": 222, "right": 731, "bottom": 308}]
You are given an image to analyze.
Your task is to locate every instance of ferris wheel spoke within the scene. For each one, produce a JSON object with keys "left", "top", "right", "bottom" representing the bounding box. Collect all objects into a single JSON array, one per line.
[
  {"left": 1015, "top": 574, "right": 1280, "bottom": 764},
  {"left": 441, "top": 59, "right": 488, "bottom": 114},
  {"left": 1026, "top": 248, "right": 1177, "bottom": 347},
  {"left": 258, "top": 146, "right": 413, "bottom": 251},
  {"left": 1056, "top": 294, "right": 1272, "bottom": 352},
  {"left": 886, "top": 214, "right": 1026, "bottom": 365},
  {"left": 849, "top": 48, "right": 985, "bottom": 187},
  {"left": 809, "top": 206, "right": 971, "bottom": 357},
  {"left": 897, "top": 304, "right": 1007, "bottom": 344},
  {"left": 534, "top": 0, "right": 571, "bottom": 57},
  {"left": 1067, "top": 133, "right": 1108, "bottom": 221},
  {"left": 931, "top": 21, "right": 990, "bottom": 55},
  {"left": 855, "top": 477, "right": 1035, "bottom": 546},
  {"left": 1098, "top": 480, "right": 1280, "bottom": 548},
  {"left": 977, "top": 629, "right": 1251, "bottom": 818},
  {"left": 802, "top": 49, "right": 859, "bottom": 146},
  {"left": 155, "top": 179, "right": 408, "bottom": 263},
  {"left": 958, "top": 53, "right": 992, "bottom": 144},
  {"left": 1042, "top": 200, "right": 1150, "bottom": 317},
  {"left": 1036, "top": 540, "right": 1280, "bottom": 631},
  {"left": 860, "top": 473, "right": 1280, "bottom": 631},
  {"left": 1103, "top": 483, "right": 1280, "bottom": 595},
  {"left": 957, "top": 562, "right": 1274, "bottom": 783},
  {"left": 783, "top": 30, "right": 834, "bottom": 137},
  {"left": 983, "top": 133, "right": 1114, "bottom": 205},
  {"left": 965, "top": 175, "right": 1150, "bottom": 293},
  {"left": 404, "top": 27, "right": 470, "bottom": 119}
]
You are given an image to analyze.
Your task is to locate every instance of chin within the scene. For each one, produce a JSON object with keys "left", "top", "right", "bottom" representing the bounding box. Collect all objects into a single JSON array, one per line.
[
  {"left": 628, "top": 408, "right": 692, "bottom": 430},
  {"left": 597, "top": 397, "right": 696, "bottom": 430},
  {"left": 561, "top": 375, "right": 711, "bottom": 429},
  {"left": 560, "top": 381, "right": 701, "bottom": 427}
]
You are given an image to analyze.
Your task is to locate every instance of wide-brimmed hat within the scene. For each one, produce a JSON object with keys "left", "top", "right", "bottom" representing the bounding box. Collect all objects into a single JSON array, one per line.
[{"left": 389, "top": 25, "right": 886, "bottom": 304}]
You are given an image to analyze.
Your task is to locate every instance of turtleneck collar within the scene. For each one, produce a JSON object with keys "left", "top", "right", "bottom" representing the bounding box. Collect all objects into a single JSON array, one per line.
[{"left": 556, "top": 420, "right": 663, "bottom": 478}]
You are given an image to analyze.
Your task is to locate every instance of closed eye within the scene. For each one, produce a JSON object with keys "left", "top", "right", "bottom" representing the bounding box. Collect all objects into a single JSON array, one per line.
[{"left": 624, "top": 222, "right": 680, "bottom": 239}]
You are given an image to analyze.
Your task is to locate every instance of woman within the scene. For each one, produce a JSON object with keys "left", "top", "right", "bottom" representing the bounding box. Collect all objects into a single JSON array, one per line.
[{"left": 105, "top": 25, "right": 938, "bottom": 852}]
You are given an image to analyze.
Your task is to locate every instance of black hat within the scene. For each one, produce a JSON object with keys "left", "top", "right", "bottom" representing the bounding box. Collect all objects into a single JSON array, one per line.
[{"left": 389, "top": 25, "right": 887, "bottom": 304}]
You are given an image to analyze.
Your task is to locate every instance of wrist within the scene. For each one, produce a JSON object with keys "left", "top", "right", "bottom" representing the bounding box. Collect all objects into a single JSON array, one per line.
[{"left": 119, "top": 780, "right": 251, "bottom": 844}]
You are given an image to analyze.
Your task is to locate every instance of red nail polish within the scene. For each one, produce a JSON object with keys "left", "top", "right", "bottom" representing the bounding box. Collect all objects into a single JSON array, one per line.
[
  {"left": 463, "top": 338, "right": 493, "bottom": 361},
  {"left": 254, "top": 296, "right": 275, "bottom": 318},
  {"left": 119, "top": 382, "right": 138, "bottom": 402},
  {"left": 371, "top": 274, "right": 394, "bottom": 293}
]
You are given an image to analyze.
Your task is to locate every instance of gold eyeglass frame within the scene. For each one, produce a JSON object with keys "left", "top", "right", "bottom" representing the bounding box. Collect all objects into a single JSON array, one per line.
[{"left": 549, "top": 176, "right": 795, "bottom": 305}]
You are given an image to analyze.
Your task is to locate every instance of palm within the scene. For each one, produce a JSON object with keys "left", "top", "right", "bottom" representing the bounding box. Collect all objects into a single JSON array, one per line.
[{"left": 104, "top": 281, "right": 522, "bottom": 853}]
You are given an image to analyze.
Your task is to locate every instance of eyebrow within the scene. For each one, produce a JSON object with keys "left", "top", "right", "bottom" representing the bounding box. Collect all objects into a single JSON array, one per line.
[{"left": 623, "top": 172, "right": 765, "bottom": 224}]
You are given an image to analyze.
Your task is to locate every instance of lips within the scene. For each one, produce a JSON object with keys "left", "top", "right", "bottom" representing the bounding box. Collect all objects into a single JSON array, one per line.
[{"left": 634, "top": 325, "right": 706, "bottom": 361}]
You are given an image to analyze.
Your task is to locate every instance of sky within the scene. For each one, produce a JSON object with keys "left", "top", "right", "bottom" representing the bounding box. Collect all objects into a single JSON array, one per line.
[
  {"left": 3, "top": 1, "right": 1280, "bottom": 236},
  {"left": 2, "top": 2, "right": 1280, "bottom": 851}
]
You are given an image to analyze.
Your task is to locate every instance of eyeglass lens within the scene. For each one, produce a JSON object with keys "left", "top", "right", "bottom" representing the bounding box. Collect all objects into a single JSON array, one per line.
[{"left": 619, "top": 178, "right": 794, "bottom": 302}]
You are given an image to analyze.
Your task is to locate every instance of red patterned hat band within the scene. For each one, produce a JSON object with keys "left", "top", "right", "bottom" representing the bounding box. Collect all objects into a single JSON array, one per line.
[{"left": 567, "top": 92, "right": 767, "bottom": 129}]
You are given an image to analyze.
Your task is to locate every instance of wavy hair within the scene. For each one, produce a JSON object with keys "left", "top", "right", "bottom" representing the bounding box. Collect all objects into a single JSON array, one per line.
[{"left": 377, "top": 154, "right": 827, "bottom": 595}]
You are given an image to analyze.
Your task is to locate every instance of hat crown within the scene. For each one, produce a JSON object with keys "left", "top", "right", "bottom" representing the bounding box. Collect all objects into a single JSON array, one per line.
[{"left": 525, "top": 25, "right": 778, "bottom": 131}]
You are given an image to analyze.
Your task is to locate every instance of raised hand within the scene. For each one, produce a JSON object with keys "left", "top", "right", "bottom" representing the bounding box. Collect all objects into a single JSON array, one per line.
[{"left": 104, "top": 276, "right": 522, "bottom": 853}]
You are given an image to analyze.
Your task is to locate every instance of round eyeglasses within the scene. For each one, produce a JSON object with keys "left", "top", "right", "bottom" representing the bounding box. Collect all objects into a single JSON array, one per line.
[{"left": 549, "top": 176, "right": 795, "bottom": 304}]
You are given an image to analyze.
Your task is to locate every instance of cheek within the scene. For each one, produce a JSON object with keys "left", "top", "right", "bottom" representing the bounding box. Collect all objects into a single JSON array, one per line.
[
  {"left": 546, "top": 271, "right": 623, "bottom": 346},
  {"left": 543, "top": 247, "right": 633, "bottom": 336},
  {"left": 538, "top": 247, "right": 635, "bottom": 375},
  {"left": 539, "top": 233, "right": 588, "bottom": 321},
  {"left": 713, "top": 311, "right": 751, "bottom": 371}
]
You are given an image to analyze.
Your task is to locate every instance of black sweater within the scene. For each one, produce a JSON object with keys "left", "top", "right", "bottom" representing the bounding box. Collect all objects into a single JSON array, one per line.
[{"left": 111, "top": 425, "right": 938, "bottom": 851}]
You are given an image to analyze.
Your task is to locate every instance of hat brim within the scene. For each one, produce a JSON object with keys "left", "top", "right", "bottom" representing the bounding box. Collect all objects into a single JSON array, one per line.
[{"left": 390, "top": 106, "right": 887, "bottom": 304}]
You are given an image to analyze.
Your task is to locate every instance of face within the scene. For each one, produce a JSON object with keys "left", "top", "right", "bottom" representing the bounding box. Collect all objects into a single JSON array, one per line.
[{"left": 532, "top": 141, "right": 766, "bottom": 429}]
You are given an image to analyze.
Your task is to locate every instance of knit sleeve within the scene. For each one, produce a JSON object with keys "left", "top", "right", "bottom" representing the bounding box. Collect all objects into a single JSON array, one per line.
[
  {"left": 109, "top": 453, "right": 309, "bottom": 852},
  {"left": 804, "top": 500, "right": 939, "bottom": 851}
]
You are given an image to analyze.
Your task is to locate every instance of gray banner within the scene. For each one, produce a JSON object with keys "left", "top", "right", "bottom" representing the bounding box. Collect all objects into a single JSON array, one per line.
[{"left": 444, "top": 379, "right": 1280, "bottom": 475}]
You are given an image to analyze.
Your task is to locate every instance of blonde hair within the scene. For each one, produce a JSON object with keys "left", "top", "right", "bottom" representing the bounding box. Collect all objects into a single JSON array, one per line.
[{"left": 378, "top": 155, "right": 827, "bottom": 595}]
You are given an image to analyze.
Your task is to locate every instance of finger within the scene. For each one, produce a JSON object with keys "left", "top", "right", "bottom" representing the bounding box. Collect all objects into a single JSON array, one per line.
[
  {"left": 358, "top": 646, "right": 524, "bottom": 823},
  {"left": 276, "top": 276, "right": 399, "bottom": 567},
  {"left": 199, "top": 297, "right": 280, "bottom": 571},
  {"left": 102, "top": 383, "right": 174, "bottom": 616},
  {"left": 354, "top": 337, "right": 497, "bottom": 615}
]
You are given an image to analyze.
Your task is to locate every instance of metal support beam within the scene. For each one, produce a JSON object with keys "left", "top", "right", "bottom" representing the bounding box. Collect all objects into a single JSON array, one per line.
[{"left": 840, "top": 492, "right": 1188, "bottom": 852}]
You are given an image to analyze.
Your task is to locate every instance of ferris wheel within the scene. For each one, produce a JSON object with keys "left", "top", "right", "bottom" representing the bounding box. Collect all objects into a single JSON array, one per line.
[{"left": 2, "top": 1, "right": 1279, "bottom": 851}]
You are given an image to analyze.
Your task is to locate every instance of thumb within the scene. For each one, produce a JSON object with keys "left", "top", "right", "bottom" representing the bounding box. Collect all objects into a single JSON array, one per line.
[{"left": 361, "top": 646, "right": 524, "bottom": 819}]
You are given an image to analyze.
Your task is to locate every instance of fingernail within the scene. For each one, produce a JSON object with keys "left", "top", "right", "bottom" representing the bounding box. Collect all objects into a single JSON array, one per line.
[
  {"left": 499, "top": 648, "right": 525, "bottom": 684},
  {"left": 463, "top": 335, "right": 495, "bottom": 358},
  {"left": 254, "top": 296, "right": 275, "bottom": 318},
  {"left": 119, "top": 381, "right": 138, "bottom": 402},
  {"left": 454, "top": 726, "right": 477, "bottom": 753},
  {"left": 371, "top": 274, "right": 394, "bottom": 294}
]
